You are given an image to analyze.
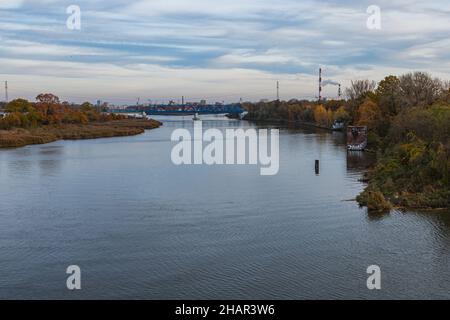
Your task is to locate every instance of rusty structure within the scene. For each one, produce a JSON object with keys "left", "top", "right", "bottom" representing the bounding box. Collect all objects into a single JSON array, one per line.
[{"left": 347, "top": 126, "right": 368, "bottom": 151}]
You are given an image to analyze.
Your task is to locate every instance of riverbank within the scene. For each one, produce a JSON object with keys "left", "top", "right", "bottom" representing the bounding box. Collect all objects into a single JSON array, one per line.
[
  {"left": 243, "top": 115, "right": 334, "bottom": 131},
  {"left": 0, "top": 118, "right": 162, "bottom": 148},
  {"left": 241, "top": 73, "right": 450, "bottom": 212},
  {"left": 244, "top": 112, "right": 448, "bottom": 211}
]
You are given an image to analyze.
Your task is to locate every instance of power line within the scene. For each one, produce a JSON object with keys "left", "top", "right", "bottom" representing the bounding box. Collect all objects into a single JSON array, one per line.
[{"left": 276, "top": 81, "right": 280, "bottom": 101}]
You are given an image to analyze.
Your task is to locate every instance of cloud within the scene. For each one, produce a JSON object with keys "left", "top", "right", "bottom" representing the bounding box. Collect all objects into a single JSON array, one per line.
[
  {"left": 0, "top": 39, "right": 120, "bottom": 57},
  {"left": 0, "top": 0, "right": 449, "bottom": 103},
  {"left": 214, "top": 49, "right": 310, "bottom": 67},
  {"left": 322, "top": 80, "right": 340, "bottom": 86},
  {"left": 0, "top": 0, "right": 24, "bottom": 9}
]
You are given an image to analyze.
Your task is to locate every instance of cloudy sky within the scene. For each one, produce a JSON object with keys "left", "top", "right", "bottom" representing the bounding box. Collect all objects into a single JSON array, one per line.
[{"left": 0, "top": 0, "right": 449, "bottom": 104}]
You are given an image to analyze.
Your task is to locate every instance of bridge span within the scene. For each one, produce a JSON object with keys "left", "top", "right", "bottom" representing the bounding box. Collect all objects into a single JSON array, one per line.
[{"left": 110, "top": 104, "right": 244, "bottom": 115}]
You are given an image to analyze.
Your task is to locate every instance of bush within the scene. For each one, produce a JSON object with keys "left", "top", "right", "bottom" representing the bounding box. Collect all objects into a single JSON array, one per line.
[
  {"left": 5, "top": 98, "right": 34, "bottom": 113},
  {"left": 0, "top": 112, "right": 23, "bottom": 129},
  {"left": 358, "top": 109, "right": 449, "bottom": 209},
  {"left": 357, "top": 190, "right": 392, "bottom": 211},
  {"left": 63, "top": 111, "right": 88, "bottom": 124}
]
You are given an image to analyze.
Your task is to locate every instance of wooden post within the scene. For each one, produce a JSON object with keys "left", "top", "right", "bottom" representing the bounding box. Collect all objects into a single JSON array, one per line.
[{"left": 315, "top": 160, "right": 320, "bottom": 175}]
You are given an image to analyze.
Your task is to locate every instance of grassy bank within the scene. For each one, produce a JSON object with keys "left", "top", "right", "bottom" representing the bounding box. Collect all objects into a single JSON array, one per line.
[{"left": 0, "top": 118, "right": 162, "bottom": 148}]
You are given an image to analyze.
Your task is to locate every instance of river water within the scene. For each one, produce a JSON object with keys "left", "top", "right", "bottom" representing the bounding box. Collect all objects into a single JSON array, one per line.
[{"left": 0, "top": 116, "right": 449, "bottom": 299}]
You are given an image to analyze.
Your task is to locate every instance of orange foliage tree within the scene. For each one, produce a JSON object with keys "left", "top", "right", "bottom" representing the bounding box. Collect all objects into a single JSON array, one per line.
[
  {"left": 355, "top": 98, "right": 383, "bottom": 130},
  {"left": 35, "top": 93, "right": 65, "bottom": 124},
  {"left": 313, "top": 104, "right": 329, "bottom": 126}
]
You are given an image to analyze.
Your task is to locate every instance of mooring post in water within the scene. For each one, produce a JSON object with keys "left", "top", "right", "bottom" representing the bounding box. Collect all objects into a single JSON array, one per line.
[{"left": 315, "top": 160, "right": 320, "bottom": 175}]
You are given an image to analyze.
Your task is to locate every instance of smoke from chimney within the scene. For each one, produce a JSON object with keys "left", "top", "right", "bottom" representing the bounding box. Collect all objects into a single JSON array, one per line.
[{"left": 322, "top": 80, "right": 340, "bottom": 86}]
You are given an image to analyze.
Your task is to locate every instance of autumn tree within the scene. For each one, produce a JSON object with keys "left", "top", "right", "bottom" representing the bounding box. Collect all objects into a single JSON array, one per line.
[
  {"left": 286, "top": 104, "right": 299, "bottom": 122},
  {"left": 80, "top": 102, "right": 94, "bottom": 112},
  {"left": 36, "top": 93, "right": 60, "bottom": 105},
  {"left": 5, "top": 98, "right": 34, "bottom": 113},
  {"left": 376, "top": 75, "right": 402, "bottom": 116},
  {"left": 345, "top": 79, "right": 377, "bottom": 119},
  {"left": 313, "top": 104, "right": 328, "bottom": 126},
  {"left": 0, "top": 112, "right": 22, "bottom": 129},
  {"left": 333, "top": 106, "right": 350, "bottom": 123},
  {"left": 389, "top": 104, "right": 450, "bottom": 145},
  {"left": 301, "top": 105, "right": 314, "bottom": 122},
  {"left": 35, "top": 93, "right": 63, "bottom": 123},
  {"left": 355, "top": 98, "right": 383, "bottom": 131}
]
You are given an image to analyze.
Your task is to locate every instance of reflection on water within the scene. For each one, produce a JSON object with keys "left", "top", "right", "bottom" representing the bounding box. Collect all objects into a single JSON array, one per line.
[
  {"left": 0, "top": 116, "right": 449, "bottom": 299},
  {"left": 7, "top": 160, "right": 34, "bottom": 176},
  {"left": 39, "top": 145, "right": 64, "bottom": 156},
  {"left": 38, "top": 159, "right": 62, "bottom": 177},
  {"left": 366, "top": 210, "right": 391, "bottom": 222},
  {"left": 347, "top": 150, "right": 376, "bottom": 173}
]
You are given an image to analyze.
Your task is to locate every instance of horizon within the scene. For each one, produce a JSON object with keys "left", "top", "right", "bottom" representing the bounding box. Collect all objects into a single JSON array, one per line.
[{"left": 1, "top": 0, "right": 449, "bottom": 104}]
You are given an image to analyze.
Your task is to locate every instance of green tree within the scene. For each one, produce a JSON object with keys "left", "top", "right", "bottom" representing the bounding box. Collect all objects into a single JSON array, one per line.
[
  {"left": 376, "top": 75, "right": 402, "bottom": 116},
  {"left": 5, "top": 98, "right": 34, "bottom": 113},
  {"left": 333, "top": 106, "right": 350, "bottom": 122},
  {"left": 80, "top": 102, "right": 94, "bottom": 112}
]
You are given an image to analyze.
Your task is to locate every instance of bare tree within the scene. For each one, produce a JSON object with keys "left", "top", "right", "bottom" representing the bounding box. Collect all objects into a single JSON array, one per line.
[
  {"left": 443, "top": 80, "right": 450, "bottom": 90},
  {"left": 345, "top": 80, "right": 376, "bottom": 101},
  {"left": 398, "top": 72, "right": 443, "bottom": 108}
]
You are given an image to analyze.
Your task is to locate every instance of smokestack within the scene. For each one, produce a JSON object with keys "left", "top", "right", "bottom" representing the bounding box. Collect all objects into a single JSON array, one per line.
[
  {"left": 318, "top": 68, "right": 322, "bottom": 103},
  {"left": 338, "top": 84, "right": 342, "bottom": 99}
]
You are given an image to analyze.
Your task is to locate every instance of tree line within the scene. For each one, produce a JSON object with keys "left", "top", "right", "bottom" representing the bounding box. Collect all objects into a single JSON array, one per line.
[
  {"left": 244, "top": 72, "right": 450, "bottom": 210},
  {"left": 0, "top": 94, "right": 124, "bottom": 130}
]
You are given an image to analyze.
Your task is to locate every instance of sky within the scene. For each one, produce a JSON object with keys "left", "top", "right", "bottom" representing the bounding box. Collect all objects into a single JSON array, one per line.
[{"left": 0, "top": 0, "right": 449, "bottom": 104}]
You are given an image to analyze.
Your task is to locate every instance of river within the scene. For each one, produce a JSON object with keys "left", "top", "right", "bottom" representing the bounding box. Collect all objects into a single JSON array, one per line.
[{"left": 0, "top": 116, "right": 449, "bottom": 299}]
